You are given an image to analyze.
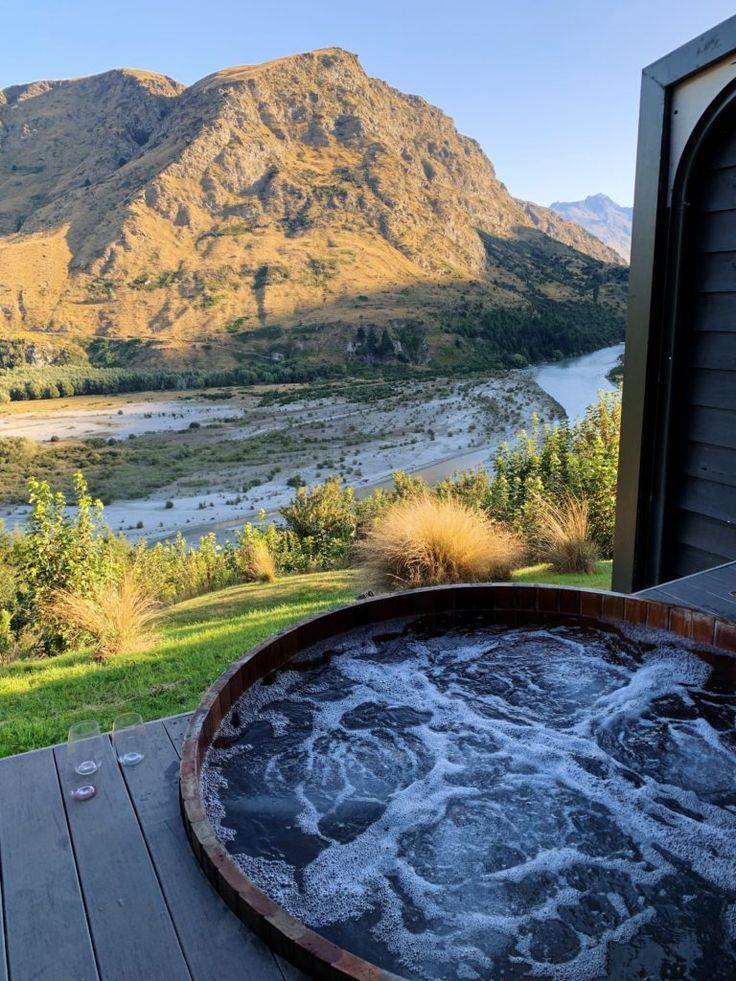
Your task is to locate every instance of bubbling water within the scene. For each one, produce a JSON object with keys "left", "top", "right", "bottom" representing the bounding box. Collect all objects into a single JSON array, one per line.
[{"left": 201, "top": 617, "right": 736, "bottom": 980}]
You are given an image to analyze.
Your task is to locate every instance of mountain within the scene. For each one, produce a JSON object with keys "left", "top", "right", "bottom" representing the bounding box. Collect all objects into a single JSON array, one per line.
[
  {"left": 0, "top": 50, "right": 627, "bottom": 378},
  {"left": 549, "top": 194, "right": 632, "bottom": 262}
]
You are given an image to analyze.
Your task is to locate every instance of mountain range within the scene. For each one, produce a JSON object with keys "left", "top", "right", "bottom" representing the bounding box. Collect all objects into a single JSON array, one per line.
[
  {"left": 0, "top": 49, "right": 627, "bottom": 377},
  {"left": 550, "top": 194, "right": 632, "bottom": 261}
]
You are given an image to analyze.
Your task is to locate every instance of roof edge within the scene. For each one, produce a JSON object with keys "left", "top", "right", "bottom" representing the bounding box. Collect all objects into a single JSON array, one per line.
[{"left": 645, "top": 14, "right": 736, "bottom": 88}]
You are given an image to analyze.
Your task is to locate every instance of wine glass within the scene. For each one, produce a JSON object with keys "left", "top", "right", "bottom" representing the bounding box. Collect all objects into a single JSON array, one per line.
[
  {"left": 67, "top": 720, "right": 102, "bottom": 801},
  {"left": 68, "top": 720, "right": 103, "bottom": 776},
  {"left": 112, "top": 712, "right": 146, "bottom": 766}
]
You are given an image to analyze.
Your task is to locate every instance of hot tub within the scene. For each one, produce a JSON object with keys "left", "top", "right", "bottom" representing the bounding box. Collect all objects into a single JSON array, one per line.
[{"left": 180, "top": 585, "right": 736, "bottom": 979}]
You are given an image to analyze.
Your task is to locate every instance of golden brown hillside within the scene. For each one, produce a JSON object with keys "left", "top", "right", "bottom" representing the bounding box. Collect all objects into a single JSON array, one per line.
[{"left": 0, "top": 49, "right": 627, "bottom": 375}]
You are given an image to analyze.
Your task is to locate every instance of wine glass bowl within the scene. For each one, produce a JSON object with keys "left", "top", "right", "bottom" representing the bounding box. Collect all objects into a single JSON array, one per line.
[
  {"left": 67, "top": 720, "right": 103, "bottom": 777},
  {"left": 113, "top": 712, "right": 146, "bottom": 766},
  {"left": 67, "top": 720, "right": 103, "bottom": 802}
]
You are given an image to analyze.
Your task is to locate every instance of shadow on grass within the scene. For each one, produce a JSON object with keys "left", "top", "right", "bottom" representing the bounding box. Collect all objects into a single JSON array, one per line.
[
  {"left": 512, "top": 560, "right": 612, "bottom": 590},
  {"left": 163, "top": 569, "right": 364, "bottom": 625}
]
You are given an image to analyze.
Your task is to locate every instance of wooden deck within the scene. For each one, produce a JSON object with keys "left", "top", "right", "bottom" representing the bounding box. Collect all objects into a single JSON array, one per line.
[
  {"left": 0, "top": 713, "right": 305, "bottom": 981},
  {"left": 635, "top": 559, "right": 736, "bottom": 620}
]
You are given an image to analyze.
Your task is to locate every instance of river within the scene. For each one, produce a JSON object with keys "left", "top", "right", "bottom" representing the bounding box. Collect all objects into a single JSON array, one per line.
[
  {"left": 411, "top": 342, "right": 625, "bottom": 485},
  {"left": 533, "top": 342, "right": 624, "bottom": 421}
]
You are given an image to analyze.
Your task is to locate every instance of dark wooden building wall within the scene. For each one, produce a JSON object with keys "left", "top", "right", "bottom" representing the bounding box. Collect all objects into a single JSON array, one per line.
[{"left": 661, "top": 106, "right": 736, "bottom": 579}]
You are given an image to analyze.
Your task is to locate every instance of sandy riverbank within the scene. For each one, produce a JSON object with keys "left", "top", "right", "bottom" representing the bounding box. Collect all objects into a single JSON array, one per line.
[
  {"left": 1, "top": 371, "right": 564, "bottom": 543},
  {"left": 0, "top": 395, "right": 242, "bottom": 441}
]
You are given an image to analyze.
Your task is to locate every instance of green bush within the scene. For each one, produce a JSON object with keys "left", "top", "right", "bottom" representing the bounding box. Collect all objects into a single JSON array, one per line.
[
  {"left": 0, "top": 609, "right": 13, "bottom": 662},
  {"left": 129, "top": 270, "right": 178, "bottom": 291},
  {"left": 11, "top": 473, "right": 121, "bottom": 651},
  {"left": 485, "top": 391, "right": 620, "bottom": 555},
  {"left": 280, "top": 477, "right": 357, "bottom": 567},
  {"left": 436, "top": 467, "right": 492, "bottom": 510},
  {"left": 131, "top": 532, "right": 239, "bottom": 603}
]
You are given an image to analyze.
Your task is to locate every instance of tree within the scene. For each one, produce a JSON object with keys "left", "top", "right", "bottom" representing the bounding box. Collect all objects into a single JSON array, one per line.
[
  {"left": 280, "top": 477, "right": 357, "bottom": 565},
  {"left": 15, "top": 473, "right": 112, "bottom": 649}
]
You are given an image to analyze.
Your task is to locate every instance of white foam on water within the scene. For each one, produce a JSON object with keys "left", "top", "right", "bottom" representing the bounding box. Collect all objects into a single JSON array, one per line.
[{"left": 201, "top": 619, "right": 736, "bottom": 979}]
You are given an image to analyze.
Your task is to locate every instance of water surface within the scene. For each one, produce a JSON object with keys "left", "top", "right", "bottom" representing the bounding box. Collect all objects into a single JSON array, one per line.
[
  {"left": 203, "top": 616, "right": 736, "bottom": 980},
  {"left": 534, "top": 343, "right": 624, "bottom": 422}
]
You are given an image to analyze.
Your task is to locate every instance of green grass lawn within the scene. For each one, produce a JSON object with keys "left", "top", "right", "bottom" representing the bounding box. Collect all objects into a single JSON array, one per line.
[
  {"left": 0, "top": 561, "right": 612, "bottom": 758},
  {"left": 512, "top": 559, "right": 612, "bottom": 590},
  {"left": 0, "top": 570, "right": 364, "bottom": 758}
]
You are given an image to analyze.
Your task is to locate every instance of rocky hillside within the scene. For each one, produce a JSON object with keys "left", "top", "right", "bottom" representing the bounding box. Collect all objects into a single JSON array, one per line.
[
  {"left": 549, "top": 194, "right": 632, "bottom": 261},
  {"left": 0, "top": 50, "right": 627, "bottom": 376}
]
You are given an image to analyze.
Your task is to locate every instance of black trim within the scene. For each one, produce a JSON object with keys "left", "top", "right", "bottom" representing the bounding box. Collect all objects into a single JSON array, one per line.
[{"left": 612, "top": 72, "right": 670, "bottom": 591}]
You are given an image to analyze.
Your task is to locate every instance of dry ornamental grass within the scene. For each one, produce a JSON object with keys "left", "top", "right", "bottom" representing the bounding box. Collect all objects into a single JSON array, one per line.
[
  {"left": 49, "top": 570, "right": 161, "bottom": 661},
  {"left": 240, "top": 539, "right": 277, "bottom": 583},
  {"left": 534, "top": 496, "right": 598, "bottom": 574},
  {"left": 361, "top": 493, "right": 523, "bottom": 588}
]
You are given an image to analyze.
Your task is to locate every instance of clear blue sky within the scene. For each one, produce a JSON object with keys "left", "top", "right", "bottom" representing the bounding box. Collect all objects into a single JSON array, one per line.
[{"left": 4, "top": 1, "right": 736, "bottom": 206}]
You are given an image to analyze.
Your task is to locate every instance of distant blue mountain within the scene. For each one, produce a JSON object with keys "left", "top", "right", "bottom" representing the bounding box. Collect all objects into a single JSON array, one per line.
[{"left": 550, "top": 194, "right": 632, "bottom": 262}]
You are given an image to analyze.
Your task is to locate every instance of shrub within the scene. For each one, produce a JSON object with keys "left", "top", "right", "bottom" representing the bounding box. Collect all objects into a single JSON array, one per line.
[
  {"left": 533, "top": 496, "right": 598, "bottom": 573},
  {"left": 236, "top": 521, "right": 301, "bottom": 574},
  {"left": 129, "top": 530, "right": 240, "bottom": 603},
  {"left": 48, "top": 570, "right": 160, "bottom": 661},
  {"left": 488, "top": 391, "right": 620, "bottom": 555},
  {"left": 0, "top": 609, "right": 13, "bottom": 662},
  {"left": 169, "top": 532, "right": 236, "bottom": 596},
  {"left": 435, "top": 467, "right": 492, "bottom": 510},
  {"left": 238, "top": 538, "right": 276, "bottom": 583},
  {"left": 360, "top": 493, "right": 522, "bottom": 589},
  {"left": 15, "top": 473, "right": 115, "bottom": 644},
  {"left": 280, "top": 476, "right": 357, "bottom": 567},
  {"left": 0, "top": 555, "right": 16, "bottom": 610},
  {"left": 391, "top": 470, "right": 428, "bottom": 499},
  {"left": 0, "top": 621, "right": 42, "bottom": 664}
]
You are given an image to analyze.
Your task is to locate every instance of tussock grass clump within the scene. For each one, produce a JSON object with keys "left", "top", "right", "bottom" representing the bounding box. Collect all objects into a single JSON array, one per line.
[
  {"left": 239, "top": 538, "right": 276, "bottom": 583},
  {"left": 49, "top": 571, "right": 160, "bottom": 661},
  {"left": 361, "top": 494, "right": 523, "bottom": 589},
  {"left": 535, "top": 496, "right": 598, "bottom": 574}
]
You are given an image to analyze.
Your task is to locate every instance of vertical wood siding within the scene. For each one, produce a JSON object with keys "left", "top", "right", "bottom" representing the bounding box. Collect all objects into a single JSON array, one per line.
[{"left": 663, "top": 114, "right": 736, "bottom": 578}]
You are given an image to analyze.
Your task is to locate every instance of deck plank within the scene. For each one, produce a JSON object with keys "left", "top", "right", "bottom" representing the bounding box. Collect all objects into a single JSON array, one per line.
[
  {"left": 0, "top": 790, "right": 6, "bottom": 981},
  {"left": 276, "top": 958, "right": 311, "bottom": 980},
  {"left": 161, "top": 716, "right": 309, "bottom": 981},
  {"left": 120, "top": 721, "right": 283, "bottom": 981},
  {"left": 52, "top": 737, "right": 191, "bottom": 981},
  {"left": 0, "top": 863, "right": 6, "bottom": 981},
  {"left": 698, "top": 561, "right": 736, "bottom": 591},
  {"left": 638, "top": 561, "right": 736, "bottom": 620},
  {"left": 0, "top": 748, "right": 98, "bottom": 981},
  {"left": 162, "top": 712, "right": 192, "bottom": 752}
]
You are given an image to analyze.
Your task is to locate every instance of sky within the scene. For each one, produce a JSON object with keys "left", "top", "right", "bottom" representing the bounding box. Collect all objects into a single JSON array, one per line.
[{"left": 3, "top": 1, "right": 736, "bottom": 206}]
